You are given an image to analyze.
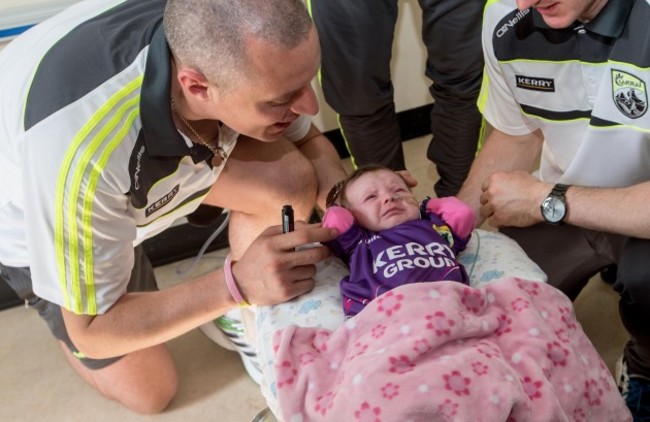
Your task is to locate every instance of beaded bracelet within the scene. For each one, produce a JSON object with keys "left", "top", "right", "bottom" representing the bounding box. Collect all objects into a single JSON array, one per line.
[{"left": 223, "top": 254, "right": 250, "bottom": 307}]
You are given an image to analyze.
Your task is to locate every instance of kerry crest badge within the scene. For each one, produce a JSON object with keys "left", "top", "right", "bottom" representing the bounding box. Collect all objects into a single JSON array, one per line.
[{"left": 612, "top": 69, "right": 647, "bottom": 119}]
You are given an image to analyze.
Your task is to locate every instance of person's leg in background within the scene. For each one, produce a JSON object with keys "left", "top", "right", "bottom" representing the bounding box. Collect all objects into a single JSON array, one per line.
[
  {"left": 309, "top": 0, "right": 405, "bottom": 171},
  {"left": 420, "top": 0, "right": 485, "bottom": 197},
  {"left": 614, "top": 237, "right": 650, "bottom": 418}
]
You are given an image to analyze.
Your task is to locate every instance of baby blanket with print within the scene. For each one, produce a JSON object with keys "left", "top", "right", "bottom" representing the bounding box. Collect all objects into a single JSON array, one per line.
[{"left": 272, "top": 278, "right": 630, "bottom": 422}]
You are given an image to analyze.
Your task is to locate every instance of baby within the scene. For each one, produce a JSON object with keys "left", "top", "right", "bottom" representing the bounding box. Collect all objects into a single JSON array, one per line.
[{"left": 323, "top": 165, "right": 476, "bottom": 317}]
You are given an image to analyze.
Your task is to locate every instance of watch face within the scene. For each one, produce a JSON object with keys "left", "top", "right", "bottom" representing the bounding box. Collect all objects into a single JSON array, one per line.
[{"left": 541, "top": 196, "right": 566, "bottom": 223}]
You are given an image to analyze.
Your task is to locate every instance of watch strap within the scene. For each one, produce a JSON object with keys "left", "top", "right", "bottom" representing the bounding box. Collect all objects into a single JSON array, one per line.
[{"left": 550, "top": 183, "right": 570, "bottom": 197}]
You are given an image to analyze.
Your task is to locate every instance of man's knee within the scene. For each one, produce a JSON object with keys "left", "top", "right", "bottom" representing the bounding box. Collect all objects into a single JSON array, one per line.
[
  {"left": 616, "top": 237, "right": 650, "bottom": 300},
  {"left": 278, "top": 156, "right": 318, "bottom": 213},
  {"left": 125, "top": 379, "right": 177, "bottom": 414},
  {"left": 86, "top": 345, "right": 179, "bottom": 414},
  {"left": 616, "top": 262, "right": 650, "bottom": 301}
]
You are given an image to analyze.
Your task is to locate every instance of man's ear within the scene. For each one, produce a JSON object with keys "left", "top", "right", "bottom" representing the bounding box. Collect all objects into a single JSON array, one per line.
[{"left": 176, "top": 67, "right": 212, "bottom": 101}]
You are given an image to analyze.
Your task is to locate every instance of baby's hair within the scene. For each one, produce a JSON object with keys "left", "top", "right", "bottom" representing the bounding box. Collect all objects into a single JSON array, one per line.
[{"left": 325, "top": 164, "right": 411, "bottom": 208}]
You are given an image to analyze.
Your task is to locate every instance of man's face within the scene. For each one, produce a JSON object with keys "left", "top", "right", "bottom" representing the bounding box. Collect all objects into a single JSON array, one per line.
[
  {"left": 344, "top": 169, "right": 420, "bottom": 232},
  {"left": 210, "top": 26, "right": 321, "bottom": 142},
  {"left": 516, "top": 0, "right": 608, "bottom": 28}
]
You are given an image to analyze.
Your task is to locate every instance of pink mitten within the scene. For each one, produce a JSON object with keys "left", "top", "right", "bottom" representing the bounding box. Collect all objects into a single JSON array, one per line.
[
  {"left": 322, "top": 206, "right": 355, "bottom": 235},
  {"left": 425, "top": 197, "right": 476, "bottom": 239}
]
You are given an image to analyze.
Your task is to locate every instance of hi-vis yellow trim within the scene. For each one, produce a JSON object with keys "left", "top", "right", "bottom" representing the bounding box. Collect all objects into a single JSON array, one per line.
[
  {"left": 337, "top": 113, "right": 358, "bottom": 170},
  {"left": 478, "top": 71, "right": 490, "bottom": 115},
  {"left": 55, "top": 76, "right": 143, "bottom": 314},
  {"left": 303, "top": 0, "right": 356, "bottom": 168},
  {"left": 77, "top": 102, "right": 140, "bottom": 315},
  {"left": 485, "top": 0, "right": 501, "bottom": 8},
  {"left": 81, "top": 107, "right": 140, "bottom": 315},
  {"left": 588, "top": 123, "right": 650, "bottom": 133},
  {"left": 476, "top": 112, "right": 488, "bottom": 154},
  {"left": 72, "top": 350, "right": 86, "bottom": 359}
]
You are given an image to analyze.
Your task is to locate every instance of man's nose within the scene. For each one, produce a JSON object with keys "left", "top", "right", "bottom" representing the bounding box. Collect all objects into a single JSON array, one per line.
[
  {"left": 516, "top": 0, "right": 539, "bottom": 10},
  {"left": 289, "top": 85, "right": 319, "bottom": 116}
]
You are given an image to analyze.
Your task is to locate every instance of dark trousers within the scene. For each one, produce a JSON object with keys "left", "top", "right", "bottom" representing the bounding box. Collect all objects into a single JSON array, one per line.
[
  {"left": 502, "top": 224, "right": 650, "bottom": 378},
  {"left": 0, "top": 245, "right": 157, "bottom": 370},
  {"left": 309, "top": 0, "right": 485, "bottom": 197}
]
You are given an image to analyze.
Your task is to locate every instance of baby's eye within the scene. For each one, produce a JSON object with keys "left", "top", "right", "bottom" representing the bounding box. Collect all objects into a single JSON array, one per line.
[{"left": 363, "top": 194, "right": 377, "bottom": 202}]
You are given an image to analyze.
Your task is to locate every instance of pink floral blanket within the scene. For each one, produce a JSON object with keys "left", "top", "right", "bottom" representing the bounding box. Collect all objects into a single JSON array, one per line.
[{"left": 272, "top": 278, "right": 630, "bottom": 422}]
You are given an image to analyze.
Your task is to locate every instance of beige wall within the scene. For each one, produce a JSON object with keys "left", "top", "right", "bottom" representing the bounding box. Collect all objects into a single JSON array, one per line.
[{"left": 0, "top": 0, "right": 431, "bottom": 132}]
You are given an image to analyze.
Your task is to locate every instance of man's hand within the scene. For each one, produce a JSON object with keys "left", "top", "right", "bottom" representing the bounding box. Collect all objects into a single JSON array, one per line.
[
  {"left": 231, "top": 222, "right": 339, "bottom": 305},
  {"left": 479, "top": 171, "right": 551, "bottom": 228},
  {"left": 396, "top": 169, "right": 418, "bottom": 189}
]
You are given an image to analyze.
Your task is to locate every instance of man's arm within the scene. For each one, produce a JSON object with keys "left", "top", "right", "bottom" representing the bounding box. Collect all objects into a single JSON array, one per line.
[
  {"left": 294, "top": 124, "right": 348, "bottom": 210},
  {"left": 62, "top": 270, "right": 233, "bottom": 359},
  {"left": 476, "top": 167, "right": 650, "bottom": 239},
  {"left": 457, "top": 127, "right": 544, "bottom": 227},
  {"left": 62, "top": 223, "right": 338, "bottom": 359},
  {"left": 459, "top": 128, "right": 650, "bottom": 239},
  {"left": 551, "top": 182, "right": 650, "bottom": 239}
]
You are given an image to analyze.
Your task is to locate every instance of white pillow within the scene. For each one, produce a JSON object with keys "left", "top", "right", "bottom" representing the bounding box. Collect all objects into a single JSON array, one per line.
[
  {"left": 459, "top": 229, "right": 547, "bottom": 287},
  {"left": 255, "top": 229, "right": 546, "bottom": 414}
]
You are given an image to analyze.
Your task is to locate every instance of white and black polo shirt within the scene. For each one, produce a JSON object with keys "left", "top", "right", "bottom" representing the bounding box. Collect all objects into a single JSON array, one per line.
[
  {"left": 0, "top": 0, "right": 310, "bottom": 314},
  {"left": 480, "top": 0, "right": 650, "bottom": 188}
]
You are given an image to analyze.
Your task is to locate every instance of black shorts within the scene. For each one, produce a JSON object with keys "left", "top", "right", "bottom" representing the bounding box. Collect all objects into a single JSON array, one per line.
[{"left": 0, "top": 245, "right": 157, "bottom": 370}]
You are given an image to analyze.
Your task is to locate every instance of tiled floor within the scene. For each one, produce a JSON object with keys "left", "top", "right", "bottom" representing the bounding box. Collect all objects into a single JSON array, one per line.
[{"left": 0, "top": 136, "right": 627, "bottom": 421}]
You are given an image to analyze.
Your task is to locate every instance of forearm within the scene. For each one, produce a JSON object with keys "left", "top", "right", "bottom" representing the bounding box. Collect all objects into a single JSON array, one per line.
[
  {"left": 296, "top": 125, "right": 347, "bottom": 210},
  {"left": 63, "top": 223, "right": 339, "bottom": 359},
  {"left": 458, "top": 128, "right": 543, "bottom": 225},
  {"left": 63, "top": 269, "right": 235, "bottom": 359},
  {"left": 564, "top": 182, "right": 650, "bottom": 239}
]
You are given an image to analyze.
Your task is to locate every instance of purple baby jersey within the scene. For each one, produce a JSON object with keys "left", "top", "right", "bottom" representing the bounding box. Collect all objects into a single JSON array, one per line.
[{"left": 326, "top": 207, "right": 471, "bottom": 317}]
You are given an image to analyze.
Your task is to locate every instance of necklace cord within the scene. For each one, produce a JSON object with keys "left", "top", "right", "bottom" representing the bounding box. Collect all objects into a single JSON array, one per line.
[{"left": 171, "top": 97, "right": 227, "bottom": 160}]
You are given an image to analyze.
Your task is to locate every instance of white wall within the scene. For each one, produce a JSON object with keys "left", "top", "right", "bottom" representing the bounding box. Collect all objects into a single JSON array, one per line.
[
  {"left": 0, "top": 0, "right": 79, "bottom": 39},
  {"left": 0, "top": 0, "right": 431, "bottom": 132}
]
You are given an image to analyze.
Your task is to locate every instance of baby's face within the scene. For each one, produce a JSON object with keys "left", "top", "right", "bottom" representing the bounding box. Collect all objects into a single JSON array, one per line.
[{"left": 344, "top": 169, "right": 420, "bottom": 232}]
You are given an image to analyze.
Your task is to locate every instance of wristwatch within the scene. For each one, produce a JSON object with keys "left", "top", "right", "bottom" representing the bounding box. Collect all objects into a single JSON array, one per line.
[{"left": 540, "top": 183, "right": 570, "bottom": 225}]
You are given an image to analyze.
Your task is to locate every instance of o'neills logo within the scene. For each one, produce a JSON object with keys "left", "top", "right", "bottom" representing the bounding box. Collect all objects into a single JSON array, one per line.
[
  {"left": 145, "top": 185, "right": 179, "bottom": 217},
  {"left": 612, "top": 69, "right": 647, "bottom": 119},
  {"left": 515, "top": 75, "right": 555, "bottom": 92},
  {"left": 496, "top": 8, "right": 530, "bottom": 38},
  {"left": 133, "top": 145, "right": 145, "bottom": 190}
]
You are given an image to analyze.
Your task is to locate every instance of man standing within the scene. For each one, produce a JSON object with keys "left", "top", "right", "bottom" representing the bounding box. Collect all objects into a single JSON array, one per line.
[
  {"left": 309, "top": 0, "right": 485, "bottom": 197},
  {"left": 458, "top": 0, "right": 650, "bottom": 417}
]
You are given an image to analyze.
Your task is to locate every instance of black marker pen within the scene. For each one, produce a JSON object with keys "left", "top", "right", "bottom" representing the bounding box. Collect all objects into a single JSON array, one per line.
[{"left": 282, "top": 205, "right": 294, "bottom": 233}]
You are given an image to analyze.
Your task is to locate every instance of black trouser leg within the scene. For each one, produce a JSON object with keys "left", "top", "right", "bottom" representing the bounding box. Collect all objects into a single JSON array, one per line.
[
  {"left": 420, "top": 0, "right": 485, "bottom": 197},
  {"left": 615, "top": 237, "right": 650, "bottom": 378},
  {"left": 310, "top": 0, "right": 404, "bottom": 170}
]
